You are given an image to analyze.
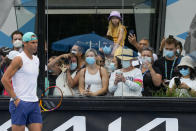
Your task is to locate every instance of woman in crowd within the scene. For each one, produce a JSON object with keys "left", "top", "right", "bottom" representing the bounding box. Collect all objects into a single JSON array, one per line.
[
  {"left": 140, "top": 47, "right": 162, "bottom": 96},
  {"left": 48, "top": 53, "right": 80, "bottom": 96},
  {"left": 109, "top": 48, "right": 143, "bottom": 96},
  {"left": 79, "top": 49, "right": 108, "bottom": 96},
  {"left": 167, "top": 56, "right": 196, "bottom": 97},
  {"left": 107, "top": 11, "right": 127, "bottom": 56}
]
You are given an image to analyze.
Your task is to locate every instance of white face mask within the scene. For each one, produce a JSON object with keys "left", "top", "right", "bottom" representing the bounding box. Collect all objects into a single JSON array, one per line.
[
  {"left": 13, "top": 40, "right": 23, "bottom": 48},
  {"left": 141, "top": 56, "right": 152, "bottom": 64},
  {"left": 121, "top": 60, "right": 131, "bottom": 69}
]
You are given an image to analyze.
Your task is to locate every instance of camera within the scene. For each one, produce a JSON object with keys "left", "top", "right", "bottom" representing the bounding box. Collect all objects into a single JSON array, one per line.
[
  {"left": 61, "top": 56, "right": 70, "bottom": 65},
  {"left": 174, "top": 77, "right": 181, "bottom": 87}
]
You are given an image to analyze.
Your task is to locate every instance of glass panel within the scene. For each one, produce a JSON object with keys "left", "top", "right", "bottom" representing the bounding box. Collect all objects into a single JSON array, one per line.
[{"left": 45, "top": 0, "right": 160, "bottom": 98}]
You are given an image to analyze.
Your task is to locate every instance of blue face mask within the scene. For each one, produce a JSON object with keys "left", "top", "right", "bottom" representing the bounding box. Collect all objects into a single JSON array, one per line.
[
  {"left": 179, "top": 68, "right": 190, "bottom": 76},
  {"left": 103, "top": 46, "right": 112, "bottom": 55},
  {"left": 121, "top": 60, "right": 130, "bottom": 69},
  {"left": 86, "top": 57, "right": 96, "bottom": 65},
  {"left": 70, "top": 62, "right": 77, "bottom": 70},
  {"left": 163, "top": 49, "right": 175, "bottom": 58},
  {"left": 109, "top": 62, "right": 116, "bottom": 71}
]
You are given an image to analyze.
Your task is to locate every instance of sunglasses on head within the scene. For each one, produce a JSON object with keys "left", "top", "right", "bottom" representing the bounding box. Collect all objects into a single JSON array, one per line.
[{"left": 178, "top": 66, "right": 188, "bottom": 70}]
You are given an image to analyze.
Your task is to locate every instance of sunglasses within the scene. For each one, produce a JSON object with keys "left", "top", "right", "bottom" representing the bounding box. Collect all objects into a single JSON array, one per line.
[{"left": 178, "top": 66, "right": 188, "bottom": 70}]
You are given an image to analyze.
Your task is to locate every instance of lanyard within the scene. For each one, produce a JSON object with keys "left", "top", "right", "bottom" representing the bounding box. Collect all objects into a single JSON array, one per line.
[
  {"left": 165, "top": 57, "right": 176, "bottom": 80},
  {"left": 142, "top": 70, "right": 149, "bottom": 77}
]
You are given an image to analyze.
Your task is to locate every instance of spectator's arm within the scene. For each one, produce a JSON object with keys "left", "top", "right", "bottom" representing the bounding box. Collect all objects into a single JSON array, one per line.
[
  {"left": 66, "top": 70, "right": 80, "bottom": 88},
  {"left": 78, "top": 69, "right": 85, "bottom": 95},
  {"left": 122, "top": 72, "right": 143, "bottom": 91},
  {"left": 115, "top": 28, "right": 124, "bottom": 45},
  {"left": 108, "top": 72, "right": 118, "bottom": 93},
  {"left": 128, "top": 34, "right": 140, "bottom": 51}
]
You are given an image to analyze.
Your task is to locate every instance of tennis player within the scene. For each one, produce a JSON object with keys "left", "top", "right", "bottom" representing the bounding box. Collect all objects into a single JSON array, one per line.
[{"left": 1, "top": 32, "right": 42, "bottom": 131}]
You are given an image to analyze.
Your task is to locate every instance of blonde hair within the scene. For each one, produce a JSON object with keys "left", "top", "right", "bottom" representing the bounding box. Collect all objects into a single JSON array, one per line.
[{"left": 107, "top": 20, "right": 122, "bottom": 37}]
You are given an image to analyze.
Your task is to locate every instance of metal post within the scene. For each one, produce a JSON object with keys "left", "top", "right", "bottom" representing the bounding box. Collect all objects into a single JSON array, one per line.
[{"left": 37, "top": 0, "right": 45, "bottom": 96}]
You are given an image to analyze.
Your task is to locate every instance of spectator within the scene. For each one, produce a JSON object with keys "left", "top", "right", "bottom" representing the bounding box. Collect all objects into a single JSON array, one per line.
[
  {"left": 2, "top": 50, "right": 19, "bottom": 96},
  {"left": 79, "top": 49, "right": 109, "bottom": 96},
  {"left": 176, "top": 40, "right": 183, "bottom": 57},
  {"left": 109, "top": 48, "right": 143, "bottom": 96},
  {"left": 97, "top": 51, "right": 105, "bottom": 67},
  {"left": 154, "top": 35, "right": 181, "bottom": 92},
  {"left": 70, "top": 44, "right": 85, "bottom": 69},
  {"left": 107, "top": 11, "right": 127, "bottom": 56},
  {"left": 128, "top": 35, "right": 158, "bottom": 62},
  {"left": 48, "top": 54, "right": 80, "bottom": 96},
  {"left": 140, "top": 47, "right": 162, "bottom": 96},
  {"left": 11, "top": 30, "right": 23, "bottom": 52},
  {"left": 167, "top": 56, "right": 196, "bottom": 97}
]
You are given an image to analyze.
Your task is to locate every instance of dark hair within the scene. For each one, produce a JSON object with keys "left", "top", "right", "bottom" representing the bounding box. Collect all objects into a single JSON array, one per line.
[
  {"left": 70, "top": 53, "right": 79, "bottom": 70},
  {"left": 176, "top": 40, "right": 183, "bottom": 50},
  {"left": 165, "top": 35, "right": 177, "bottom": 47},
  {"left": 73, "top": 43, "right": 84, "bottom": 53},
  {"left": 97, "top": 51, "right": 105, "bottom": 62},
  {"left": 115, "top": 56, "right": 122, "bottom": 69},
  {"left": 141, "top": 47, "right": 154, "bottom": 54},
  {"left": 11, "top": 30, "right": 23, "bottom": 40}
]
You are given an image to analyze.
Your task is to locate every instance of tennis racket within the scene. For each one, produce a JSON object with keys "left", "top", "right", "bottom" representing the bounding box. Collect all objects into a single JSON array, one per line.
[{"left": 39, "top": 86, "right": 63, "bottom": 112}]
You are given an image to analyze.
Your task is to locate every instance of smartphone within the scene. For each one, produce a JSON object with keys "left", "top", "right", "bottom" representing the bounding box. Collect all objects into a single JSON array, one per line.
[
  {"left": 129, "top": 29, "right": 135, "bottom": 35},
  {"left": 174, "top": 77, "right": 181, "bottom": 87},
  {"left": 87, "top": 85, "right": 91, "bottom": 90}
]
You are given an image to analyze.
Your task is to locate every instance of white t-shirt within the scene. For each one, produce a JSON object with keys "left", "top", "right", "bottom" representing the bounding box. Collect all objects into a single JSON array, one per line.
[
  {"left": 109, "top": 68, "right": 143, "bottom": 96},
  {"left": 169, "top": 77, "right": 196, "bottom": 97}
]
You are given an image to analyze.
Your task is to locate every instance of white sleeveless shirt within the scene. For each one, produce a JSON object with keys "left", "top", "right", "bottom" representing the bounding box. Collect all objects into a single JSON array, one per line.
[
  {"left": 12, "top": 51, "right": 39, "bottom": 102},
  {"left": 85, "top": 68, "right": 102, "bottom": 93}
]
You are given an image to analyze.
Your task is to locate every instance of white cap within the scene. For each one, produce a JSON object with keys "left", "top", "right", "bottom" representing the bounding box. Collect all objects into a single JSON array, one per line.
[{"left": 178, "top": 55, "right": 195, "bottom": 69}]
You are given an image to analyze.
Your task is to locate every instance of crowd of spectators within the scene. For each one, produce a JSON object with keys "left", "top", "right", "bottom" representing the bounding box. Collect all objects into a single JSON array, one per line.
[{"left": 1, "top": 10, "right": 196, "bottom": 98}]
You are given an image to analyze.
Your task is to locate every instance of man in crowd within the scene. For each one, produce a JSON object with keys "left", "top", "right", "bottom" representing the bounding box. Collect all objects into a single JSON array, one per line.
[
  {"left": 128, "top": 34, "right": 158, "bottom": 61},
  {"left": 11, "top": 30, "right": 23, "bottom": 52},
  {"left": 154, "top": 35, "right": 181, "bottom": 91}
]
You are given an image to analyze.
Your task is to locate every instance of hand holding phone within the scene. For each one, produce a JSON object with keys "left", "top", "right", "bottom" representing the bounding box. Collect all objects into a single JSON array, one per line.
[
  {"left": 174, "top": 77, "right": 181, "bottom": 87},
  {"left": 129, "top": 29, "right": 135, "bottom": 35}
]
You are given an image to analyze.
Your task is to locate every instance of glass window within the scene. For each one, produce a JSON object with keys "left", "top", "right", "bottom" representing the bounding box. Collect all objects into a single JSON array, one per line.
[{"left": 44, "top": 0, "right": 164, "bottom": 98}]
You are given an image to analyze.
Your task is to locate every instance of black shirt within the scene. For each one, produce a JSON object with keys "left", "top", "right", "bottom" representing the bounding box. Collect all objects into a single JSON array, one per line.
[
  {"left": 154, "top": 57, "right": 180, "bottom": 80},
  {"left": 142, "top": 65, "right": 162, "bottom": 96}
]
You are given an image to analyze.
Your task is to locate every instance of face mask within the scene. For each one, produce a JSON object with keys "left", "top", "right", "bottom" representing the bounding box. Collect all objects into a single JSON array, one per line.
[
  {"left": 141, "top": 56, "right": 152, "bottom": 64},
  {"left": 179, "top": 68, "right": 190, "bottom": 76},
  {"left": 121, "top": 60, "right": 130, "bottom": 69},
  {"left": 13, "top": 40, "right": 22, "bottom": 48},
  {"left": 103, "top": 46, "right": 112, "bottom": 55},
  {"left": 48, "top": 70, "right": 53, "bottom": 73},
  {"left": 109, "top": 62, "right": 116, "bottom": 72},
  {"left": 86, "top": 57, "right": 96, "bottom": 65},
  {"left": 70, "top": 62, "right": 77, "bottom": 70},
  {"left": 163, "top": 48, "right": 175, "bottom": 58}
]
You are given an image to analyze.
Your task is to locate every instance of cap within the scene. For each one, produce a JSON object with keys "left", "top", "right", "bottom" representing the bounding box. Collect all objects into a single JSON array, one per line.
[
  {"left": 22, "top": 32, "right": 37, "bottom": 42},
  {"left": 108, "top": 11, "right": 122, "bottom": 20}
]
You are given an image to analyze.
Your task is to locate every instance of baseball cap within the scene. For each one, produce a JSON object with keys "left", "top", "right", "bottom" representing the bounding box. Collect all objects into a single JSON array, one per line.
[{"left": 22, "top": 32, "right": 38, "bottom": 42}]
